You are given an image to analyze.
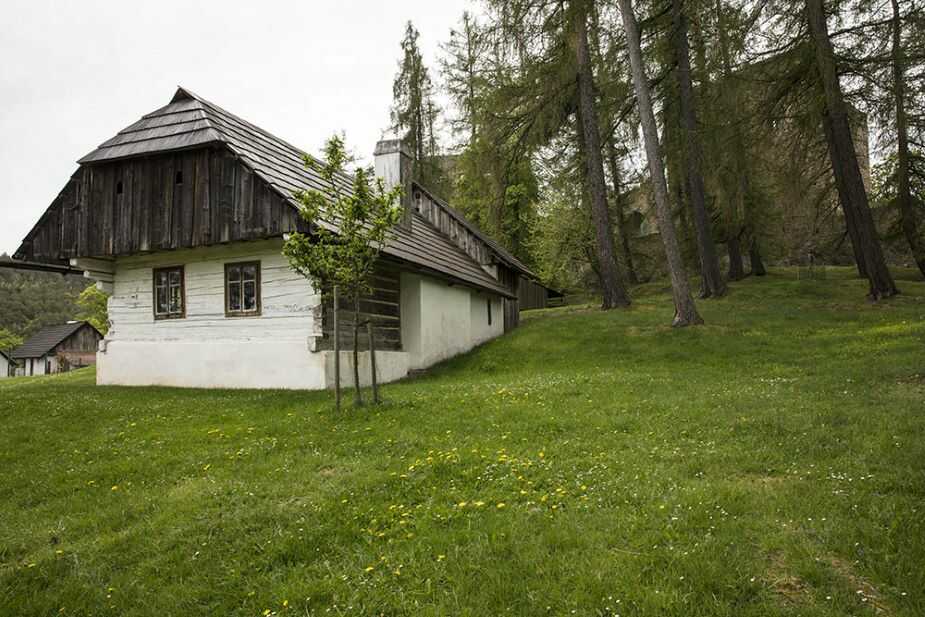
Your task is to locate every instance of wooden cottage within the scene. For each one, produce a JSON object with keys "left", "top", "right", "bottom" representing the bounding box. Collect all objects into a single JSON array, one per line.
[
  {"left": 13, "top": 88, "right": 539, "bottom": 389},
  {"left": 11, "top": 321, "right": 103, "bottom": 376}
]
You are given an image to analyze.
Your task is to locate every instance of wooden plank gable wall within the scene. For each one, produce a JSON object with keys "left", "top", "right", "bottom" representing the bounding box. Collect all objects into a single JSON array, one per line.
[
  {"left": 413, "top": 189, "right": 491, "bottom": 266},
  {"left": 17, "top": 147, "right": 305, "bottom": 263}
]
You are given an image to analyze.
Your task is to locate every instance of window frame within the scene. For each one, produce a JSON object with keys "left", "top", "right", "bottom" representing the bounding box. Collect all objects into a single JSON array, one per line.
[
  {"left": 487, "top": 297, "right": 492, "bottom": 326},
  {"left": 224, "top": 260, "right": 262, "bottom": 318},
  {"left": 152, "top": 265, "right": 186, "bottom": 320}
]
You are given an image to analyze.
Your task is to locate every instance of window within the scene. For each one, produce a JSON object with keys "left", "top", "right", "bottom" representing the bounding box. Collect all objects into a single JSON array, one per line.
[
  {"left": 153, "top": 266, "right": 185, "bottom": 319},
  {"left": 175, "top": 170, "right": 183, "bottom": 185},
  {"left": 487, "top": 297, "right": 492, "bottom": 326},
  {"left": 225, "top": 261, "right": 261, "bottom": 317}
]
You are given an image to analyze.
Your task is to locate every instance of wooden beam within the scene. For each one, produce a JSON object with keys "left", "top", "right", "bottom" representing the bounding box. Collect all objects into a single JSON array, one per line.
[
  {"left": 0, "top": 260, "right": 83, "bottom": 276},
  {"left": 70, "top": 257, "right": 115, "bottom": 274}
]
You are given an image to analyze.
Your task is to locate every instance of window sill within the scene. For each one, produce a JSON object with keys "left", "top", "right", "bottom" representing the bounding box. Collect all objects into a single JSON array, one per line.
[{"left": 154, "top": 314, "right": 186, "bottom": 321}]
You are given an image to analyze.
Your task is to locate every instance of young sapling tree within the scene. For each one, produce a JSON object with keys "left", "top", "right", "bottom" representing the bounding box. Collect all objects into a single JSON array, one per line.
[{"left": 283, "top": 134, "right": 403, "bottom": 408}]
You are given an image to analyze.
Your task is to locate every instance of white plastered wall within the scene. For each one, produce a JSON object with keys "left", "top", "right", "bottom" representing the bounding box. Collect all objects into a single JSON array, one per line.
[
  {"left": 400, "top": 273, "right": 504, "bottom": 371},
  {"left": 95, "top": 239, "right": 506, "bottom": 389},
  {"left": 97, "top": 239, "right": 328, "bottom": 389}
]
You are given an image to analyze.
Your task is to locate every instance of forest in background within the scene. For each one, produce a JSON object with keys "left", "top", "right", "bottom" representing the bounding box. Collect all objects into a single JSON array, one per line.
[
  {"left": 385, "top": 0, "right": 924, "bottom": 306},
  {"left": 0, "top": 254, "right": 105, "bottom": 352},
  {"left": 3, "top": 0, "right": 922, "bottom": 336}
]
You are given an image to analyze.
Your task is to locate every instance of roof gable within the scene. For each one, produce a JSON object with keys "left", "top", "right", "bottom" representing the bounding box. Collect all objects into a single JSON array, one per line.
[{"left": 30, "top": 88, "right": 518, "bottom": 297}]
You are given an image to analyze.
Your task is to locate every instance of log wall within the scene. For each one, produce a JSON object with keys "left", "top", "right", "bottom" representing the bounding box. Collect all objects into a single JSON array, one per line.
[{"left": 318, "top": 263, "right": 402, "bottom": 352}]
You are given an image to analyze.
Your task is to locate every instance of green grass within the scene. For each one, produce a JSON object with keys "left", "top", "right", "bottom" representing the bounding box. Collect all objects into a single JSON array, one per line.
[{"left": 1, "top": 268, "right": 924, "bottom": 616}]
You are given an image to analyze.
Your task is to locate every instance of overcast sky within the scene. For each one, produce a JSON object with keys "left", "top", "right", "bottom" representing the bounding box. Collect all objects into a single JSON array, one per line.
[{"left": 0, "top": 0, "right": 473, "bottom": 256}]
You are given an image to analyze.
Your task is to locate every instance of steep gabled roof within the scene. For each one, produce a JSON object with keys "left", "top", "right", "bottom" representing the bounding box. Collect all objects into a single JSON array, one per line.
[
  {"left": 11, "top": 322, "right": 100, "bottom": 359},
  {"left": 77, "top": 88, "right": 512, "bottom": 297}
]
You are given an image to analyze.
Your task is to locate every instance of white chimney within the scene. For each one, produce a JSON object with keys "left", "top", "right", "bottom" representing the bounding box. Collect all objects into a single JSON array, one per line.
[{"left": 373, "top": 139, "right": 413, "bottom": 229}]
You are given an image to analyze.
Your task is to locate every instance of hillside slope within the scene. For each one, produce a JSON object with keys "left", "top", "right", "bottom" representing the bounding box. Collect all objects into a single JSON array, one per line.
[{"left": 1, "top": 268, "right": 923, "bottom": 616}]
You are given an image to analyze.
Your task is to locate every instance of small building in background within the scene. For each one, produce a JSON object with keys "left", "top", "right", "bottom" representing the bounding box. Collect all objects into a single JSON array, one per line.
[{"left": 11, "top": 322, "right": 103, "bottom": 377}]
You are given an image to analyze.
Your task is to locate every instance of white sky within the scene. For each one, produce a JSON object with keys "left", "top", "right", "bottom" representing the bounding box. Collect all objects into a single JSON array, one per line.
[{"left": 0, "top": 0, "right": 473, "bottom": 256}]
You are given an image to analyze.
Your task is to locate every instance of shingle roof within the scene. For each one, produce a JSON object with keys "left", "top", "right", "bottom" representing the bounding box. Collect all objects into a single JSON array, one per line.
[
  {"left": 11, "top": 322, "right": 97, "bottom": 359},
  {"left": 78, "top": 88, "right": 513, "bottom": 298}
]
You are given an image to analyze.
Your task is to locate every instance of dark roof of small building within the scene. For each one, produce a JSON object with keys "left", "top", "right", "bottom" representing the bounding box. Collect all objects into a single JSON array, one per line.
[
  {"left": 78, "top": 88, "right": 514, "bottom": 297},
  {"left": 11, "top": 322, "right": 99, "bottom": 359}
]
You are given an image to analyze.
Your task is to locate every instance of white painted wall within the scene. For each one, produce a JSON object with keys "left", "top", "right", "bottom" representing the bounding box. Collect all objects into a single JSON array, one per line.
[
  {"left": 0, "top": 353, "right": 9, "bottom": 378},
  {"left": 99, "top": 239, "right": 327, "bottom": 389},
  {"left": 324, "top": 350, "right": 409, "bottom": 388},
  {"left": 15, "top": 355, "right": 51, "bottom": 377},
  {"left": 400, "top": 274, "right": 504, "bottom": 371},
  {"left": 470, "top": 292, "right": 503, "bottom": 346},
  {"left": 96, "top": 239, "right": 506, "bottom": 389}
]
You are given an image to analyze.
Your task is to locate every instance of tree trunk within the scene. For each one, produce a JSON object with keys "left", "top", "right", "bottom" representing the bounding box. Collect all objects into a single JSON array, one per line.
[
  {"left": 805, "top": 0, "right": 897, "bottom": 299},
  {"left": 352, "top": 295, "right": 362, "bottom": 406},
  {"left": 715, "top": 0, "right": 756, "bottom": 283},
  {"left": 670, "top": 0, "right": 726, "bottom": 298},
  {"left": 749, "top": 239, "right": 767, "bottom": 276},
  {"left": 619, "top": 0, "right": 703, "bottom": 326},
  {"left": 606, "top": 138, "right": 640, "bottom": 285},
  {"left": 727, "top": 234, "right": 746, "bottom": 280},
  {"left": 573, "top": 1, "right": 631, "bottom": 309},
  {"left": 890, "top": 0, "right": 925, "bottom": 278},
  {"left": 663, "top": 102, "right": 698, "bottom": 268}
]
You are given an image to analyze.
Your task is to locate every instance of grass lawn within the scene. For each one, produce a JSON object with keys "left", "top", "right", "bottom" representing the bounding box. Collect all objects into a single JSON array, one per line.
[{"left": 1, "top": 268, "right": 924, "bottom": 616}]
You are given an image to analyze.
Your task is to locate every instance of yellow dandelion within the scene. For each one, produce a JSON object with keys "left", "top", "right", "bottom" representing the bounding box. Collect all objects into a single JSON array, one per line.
[
  {"left": 111, "top": 485, "right": 119, "bottom": 491},
  {"left": 496, "top": 502, "right": 506, "bottom": 509},
  {"left": 473, "top": 500, "right": 485, "bottom": 507},
  {"left": 457, "top": 501, "right": 468, "bottom": 507},
  {"left": 365, "top": 566, "right": 375, "bottom": 572}
]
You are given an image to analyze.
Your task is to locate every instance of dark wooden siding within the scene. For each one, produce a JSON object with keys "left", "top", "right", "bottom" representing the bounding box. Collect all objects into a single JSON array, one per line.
[
  {"left": 53, "top": 324, "right": 103, "bottom": 371},
  {"left": 518, "top": 277, "right": 549, "bottom": 311},
  {"left": 317, "top": 263, "right": 403, "bottom": 351},
  {"left": 499, "top": 266, "right": 520, "bottom": 332},
  {"left": 54, "top": 324, "right": 103, "bottom": 353},
  {"left": 16, "top": 146, "right": 305, "bottom": 264}
]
